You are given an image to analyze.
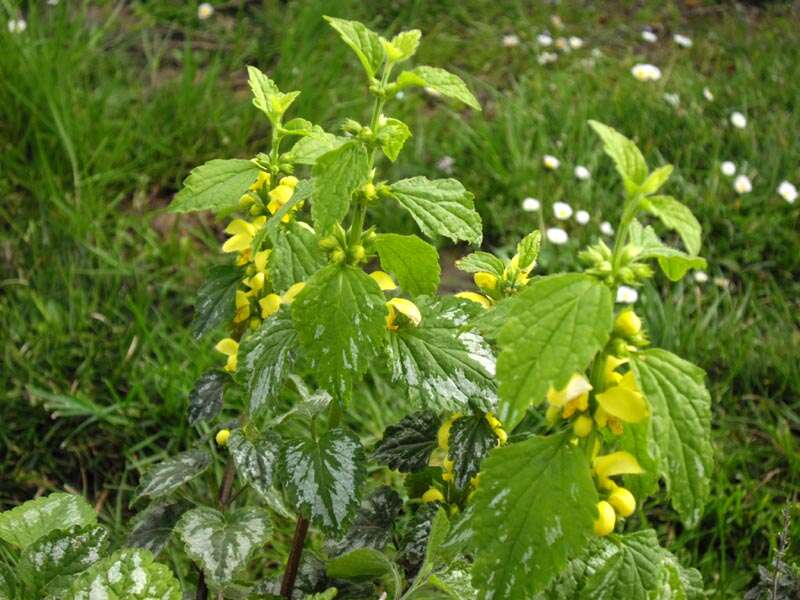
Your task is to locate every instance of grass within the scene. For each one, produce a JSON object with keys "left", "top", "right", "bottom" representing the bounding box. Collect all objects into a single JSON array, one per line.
[{"left": 1, "top": 0, "right": 798, "bottom": 596}]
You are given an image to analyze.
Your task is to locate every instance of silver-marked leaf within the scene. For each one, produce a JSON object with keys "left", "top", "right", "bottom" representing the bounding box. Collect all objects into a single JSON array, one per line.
[
  {"left": 269, "top": 221, "right": 326, "bottom": 293},
  {"left": 312, "top": 142, "right": 370, "bottom": 234},
  {"left": 324, "top": 17, "right": 385, "bottom": 79},
  {"left": 455, "top": 251, "right": 505, "bottom": 277},
  {"left": 470, "top": 435, "right": 598, "bottom": 598},
  {"left": 177, "top": 507, "right": 270, "bottom": 587},
  {"left": 390, "top": 177, "right": 482, "bottom": 245},
  {"left": 228, "top": 429, "right": 281, "bottom": 499},
  {"left": 658, "top": 549, "right": 705, "bottom": 599},
  {"left": 631, "top": 350, "right": 712, "bottom": 528},
  {"left": 237, "top": 309, "right": 298, "bottom": 414},
  {"left": 372, "top": 411, "right": 439, "bottom": 472},
  {"left": 447, "top": 414, "right": 497, "bottom": 489},
  {"left": 0, "top": 493, "right": 96, "bottom": 548},
  {"left": 396, "top": 66, "right": 481, "bottom": 110},
  {"left": 170, "top": 159, "right": 261, "bottom": 213},
  {"left": 188, "top": 370, "right": 227, "bottom": 425},
  {"left": 494, "top": 274, "right": 613, "bottom": 429},
  {"left": 126, "top": 500, "right": 190, "bottom": 558},
  {"left": 374, "top": 233, "right": 441, "bottom": 296},
  {"left": 326, "top": 486, "right": 402, "bottom": 556},
  {"left": 134, "top": 449, "right": 211, "bottom": 503},
  {"left": 191, "top": 265, "right": 241, "bottom": 339},
  {"left": 281, "top": 428, "right": 367, "bottom": 535},
  {"left": 63, "top": 548, "right": 180, "bottom": 600},
  {"left": 644, "top": 195, "right": 702, "bottom": 256},
  {"left": 286, "top": 126, "right": 349, "bottom": 165},
  {"left": 292, "top": 265, "right": 387, "bottom": 397},
  {"left": 20, "top": 524, "right": 109, "bottom": 597},
  {"left": 386, "top": 296, "right": 497, "bottom": 412},
  {"left": 578, "top": 530, "right": 662, "bottom": 599}
]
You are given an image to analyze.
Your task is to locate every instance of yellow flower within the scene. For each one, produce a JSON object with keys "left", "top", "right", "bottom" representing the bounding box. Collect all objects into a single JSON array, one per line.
[
  {"left": 573, "top": 414, "right": 593, "bottom": 438},
  {"left": 234, "top": 290, "right": 251, "bottom": 323},
  {"left": 259, "top": 293, "right": 281, "bottom": 319},
  {"left": 603, "top": 355, "right": 628, "bottom": 386},
  {"left": 215, "top": 338, "right": 239, "bottom": 373},
  {"left": 422, "top": 487, "right": 445, "bottom": 503},
  {"left": 547, "top": 373, "right": 592, "bottom": 419},
  {"left": 370, "top": 271, "right": 397, "bottom": 291},
  {"left": 244, "top": 272, "right": 265, "bottom": 294},
  {"left": 254, "top": 249, "right": 271, "bottom": 273},
  {"left": 281, "top": 282, "right": 306, "bottom": 304},
  {"left": 386, "top": 298, "right": 421, "bottom": 331},
  {"left": 215, "top": 429, "right": 231, "bottom": 447},
  {"left": 614, "top": 309, "right": 642, "bottom": 337},
  {"left": 473, "top": 271, "right": 498, "bottom": 293},
  {"left": 608, "top": 486, "right": 636, "bottom": 517},
  {"left": 595, "top": 371, "right": 648, "bottom": 424},
  {"left": 249, "top": 171, "right": 271, "bottom": 193},
  {"left": 222, "top": 217, "right": 266, "bottom": 254},
  {"left": 455, "top": 291, "right": 492, "bottom": 308},
  {"left": 594, "top": 500, "right": 616, "bottom": 536},
  {"left": 437, "top": 413, "right": 462, "bottom": 450},
  {"left": 442, "top": 457, "right": 455, "bottom": 482},
  {"left": 485, "top": 412, "right": 507, "bottom": 444},
  {"left": 592, "top": 451, "right": 644, "bottom": 490},
  {"left": 267, "top": 176, "right": 299, "bottom": 221}
]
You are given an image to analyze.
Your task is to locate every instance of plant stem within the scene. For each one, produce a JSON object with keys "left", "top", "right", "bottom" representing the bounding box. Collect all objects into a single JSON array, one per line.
[
  {"left": 195, "top": 564, "right": 209, "bottom": 600},
  {"left": 218, "top": 456, "right": 237, "bottom": 509},
  {"left": 280, "top": 516, "right": 310, "bottom": 599},
  {"left": 611, "top": 194, "right": 641, "bottom": 275}
]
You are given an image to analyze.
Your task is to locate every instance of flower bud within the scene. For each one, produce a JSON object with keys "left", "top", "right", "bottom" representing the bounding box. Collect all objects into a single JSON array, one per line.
[
  {"left": 331, "top": 249, "right": 346, "bottom": 264},
  {"left": 632, "top": 263, "right": 654, "bottom": 280},
  {"left": 593, "top": 500, "right": 616, "bottom": 536},
  {"left": 215, "top": 429, "right": 231, "bottom": 447},
  {"left": 319, "top": 235, "right": 340, "bottom": 251},
  {"left": 474, "top": 272, "right": 499, "bottom": 293},
  {"left": 620, "top": 244, "right": 640, "bottom": 263},
  {"left": 363, "top": 182, "right": 377, "bottom": 201},
  {"left": 350, "top": 244, "right": 366, "bottom": 263},
  {"left": 608, "top": 486, "right": 636, "bottom": 517},
  {"left": 422, "top": 487, "right": 445, "bottom": 503},
  {"left": 573, "top": 414, "right": 593, "bottom": 438},
  {"left": 618, "top": 266, "right": 636, "bottom": 284},
  {"left": 614, "top": 310, "right": 642, "bottom": 337}
]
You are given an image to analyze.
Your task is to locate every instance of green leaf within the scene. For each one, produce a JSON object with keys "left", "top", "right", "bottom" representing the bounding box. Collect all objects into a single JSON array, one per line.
[
  {"left": 627, "top": 221, "right": 706, "bottom": 282},
  {"left": 383, "top": 29, "right": 421, "bottom": 63},
  {"left": 374, "top": 233, "right": 441, "bottom": 296},
  {"left": 191, "top": 264, "right": 241, "bottom": 339},
  {"left": 265, "top": 179, "right": 314, "bottom": 241},
  {"left": 0, "top": 493, "right": 96, "bottom": 548},
  {"left": 134, "top": 449, "right": 211, "bottom": 503},
  {"left": 188, "top": 370, "right": 226, "bottom": 425},
  {"left": 327, "top": 487, "right": 402, "bottom": 556},
  {"left": 417, "top": 559, "right": 478, "bottom": 599},
  {"left": 312, "top": 142, "right": 370, "bottom": 234},
  {"left": 177, "top": 507, "right": 270, "bottom": 587},
  {"left": 63, "top": 548, "right": 181, "bottom": 600},
  {"left": 644, "top": 195, "right": 702, "bottom": 256},
  {"left": 588, "top": 121, "right": 648, "bottom": 192},
  {"left": 292, "top": 265, "right": 386, "bottom": 397},
  {"left": 494, "top": 274, "right": 613, "bottom": 429},
  {"left": 0, "top": 564, "right": 16, "bottom": 600},
  {"left": 455, "top": 251, "right": 505, "bottom": 277},
  {"left": 579, "top": 530, "right": 662, "bottom": 599},
  {"left": 396, "top": 66, "right": 481, "bottom": 110},
  {"left": 283, "top": 117, "right": 314, "bottom": 136},
  {"left": 269, "top": 221, "right": 327, "bottom": 292},
  {"left": 327, "top": 547, "right": 398, "bottom": 582},
  {"left": 286, "top": 127, "right": 349, "bottom": 165},
  {"left": 324, "top": 17, "right": 385, "bottom": 79},
  {"left": 447, "top": 414, "right": 497, "bottom": 489},
  {"left": 170, "top": 159, "right": 261, "bottom": 213},
  {"left": 390, "top": 176, "right": 482, "bottom": 245},
  {"left": 631, "top": 350, "right": 712, "bottom": 528},
  {"left": 423, "top": 508, "right": 451, "bottom": 568},
  {"left": 228, "top": 428, "right": 281, "bottom": 499},
  {"left": 281, "top": 428, "right": 367, "bottom": 535},
  {"left": 516, "top": 230, "right": 542, "bottom": 272},
  {"left": 386, "top": 296, "right": 497, "bottom": 411},
  {"left": 237, "top": 309, "right": 298, "bottom": 413},
  {"left": 247, "top": 66, "right": 300, "bottom": 124},
  {"left": 377, "top": 117, "right": 412, "bottom": 161},
  {"left": 372, "top": 410, "right": 439, "bottom": 473},
  {"left": 639, "top": 164, "right": 673, "bottom": 195},
  {"left": 126, "top": 500, "right": 190, "bottom": 558},
  {"left": 19, "top": 525, "right": 109, "bottom": 597},
  {"left": 470, "top": 435, "right": 598, "bottom": 597},
  {"left": 288, "top": 374, "right": 333, "bottom": 419},
  {"left": 658, "top": 550, "right": 705, "bottom": 599},
  {"left": 617, "top": 421, "right": 660, "bottom": 499}
]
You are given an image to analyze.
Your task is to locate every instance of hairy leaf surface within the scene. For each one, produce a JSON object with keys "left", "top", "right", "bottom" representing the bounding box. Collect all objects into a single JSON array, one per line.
[
  {"left": 0, "top": 493, "right": 96, "bottom": 548},
  {"left": 269, "top": 221, "right": 326, "bottom": 292},
  {"left": 170, "top": 159, "right": 261, "bottom": 213},
  {"left": 312, "top": 142, "right": 370, "bottom": 234},
  {"left": 228, "top": 428, "right": 281, "bottom": 499},
  {"left": 373, "top": 411, "right": 439, "bottom": 472},
  {"left": 134, "top": 449, "right": 211, "bottom": 503},
  {"left": 188, "top": 370, "right": 226, "bottom": 425},
  {"left": 375, "top": 233, "right": 440, "bottom": 296}
]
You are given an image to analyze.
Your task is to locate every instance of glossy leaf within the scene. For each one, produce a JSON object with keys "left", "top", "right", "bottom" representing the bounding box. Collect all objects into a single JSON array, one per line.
[
  {"left": 133, "top": 449, "right": 211, "bottom": 503},
  {"left": 658, "top": 550, "right": 705, "bottom": 599},
  {"left": 177, "top": 507, "right": 271, "bottom": 587},
  {"left": 374, "top": 233, "right": 440, "bottom": 296},
  {"left": 269, "top": 221, "right": 326, "bottom": 293},
  {"left": 188, "top": 370, "right": 226, "bottom": 425},
  {"left": 447, "top": 414, "right": 497, "bottom": 489},
  {"left": 281, "top": 428, "right": 367, "bottom": 535},
  {"left": 578, "top": 530, "right": 662, "bottom": 599},
  {"left": 126, "top": 500, "right": 190, "bottom": 558},
  {"left": 191, "top": 265, "right": 241, "bottom": 339},
  {"left": 396, "top": 66, "right": 481, "bottom": 110},
  {"left": 312, "top": 142, "right": 370, "bottom": 234},
  {"left": 0, "top": 493, "right": 96, "bottom": 548},
  {"left": 228, "top": 428, "right": 281, "bottom": 499},
  {"left": 327, "top": 486, "right": 402, "bottom": 555},
  {"left": 372, "top": 410, "right": 439, "bottom": 472},
  {"left": 170, "top": 159, "right": 261, "bottom": 213}
]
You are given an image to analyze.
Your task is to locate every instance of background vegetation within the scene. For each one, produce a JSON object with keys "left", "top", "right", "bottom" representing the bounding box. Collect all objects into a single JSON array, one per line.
[{"left": 1, "top": 0, "right": 798, "bottom": 596}]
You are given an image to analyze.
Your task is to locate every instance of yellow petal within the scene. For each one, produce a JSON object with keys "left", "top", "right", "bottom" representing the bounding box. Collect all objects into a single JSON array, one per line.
[
  {"left": 267, "top": 198, "right": 282, "bottom": 215},
  {"left": 594, "top": 501, "right": 616, "bottom": 536},
  {"left": 474, "top": 271, "right": 498, "bottom": 292},
  {"left": 593, "top": 451, "right": 644, "bottom": 481},
  {"left": 252, "top": 216, "right": 267, "bottom": 229},
  {"left": 422, "top": 488, "right": 445, "bottom": 503},
  {"left": 280, "top": 175, "right": 299, "bottom": 188},
  {"left": 259, "top": 293, "right": 281, "bottom": 319},
  {"left": 225, "top": 354, "right": 237, "bottom": 373},
  {"left": 548, "top": 373, "right": 592, "bottom": 407},
  {"left": 596, "top": 385, "right": 648, "bottom": 423},
  {"left": 254, "top": 249, "right": 271, "bottom": 273},
  {"left": 222, "top": 234, "right": 252, "bottom": 253},
  {"left": 608, "top": 486, "right": 636, "bottom": 517},
  {"left": 225, "top": 219, "right": 256, "bottom": 236},
  {"left": 282, "top": 282, "right": 306, "bottom": 304},
  {"left": 455, "top": 291, "right": 491, "bottom": 308},
  {"left": 603, "top": 355, "right": 628, "bottom": 384},
  {"left": 370, "top": 271, "right": 397, "bottom": 291},
  {"left": 249, "top": 171, "right": 271, "bottom": 192},
  {"left": 234, "top": 290, "right": 250, "bottom": 323},
  {"left": 236, "top": 248, "right": 252, "bottom": 265},
  {"left": 619, "top": 370, "right": 638, "bottom": 391},
  {"left": 215, "top": 338, "right": 238, "bottom": 357},
  {"left": 387, "top": 298, "right": 421, "bottom": 327},
  {"left": 245, "top": 272, "right": 265, "bottom": 293},
  {"left": 268, "top": 185, "right": 294, "bottom": 206}
]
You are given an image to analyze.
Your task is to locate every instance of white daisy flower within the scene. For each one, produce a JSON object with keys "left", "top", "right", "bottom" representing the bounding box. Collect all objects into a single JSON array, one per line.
[
  {"left": 703, "top": 87, "right": 714, "bottom": 101},
  {"left": 537, "top": 33, "right": 553, "bottom": 46},
  {"left": 663, "top": 93, "right": 680, "bottom": 108},
  {"left": 574, "top": 165, "right": 591, "bottom": 180},
  {"left": 436, "top": 155, "right": 455, "bottom": 174},
  {"left": 575, "top": 210, "right": 590, "bottom": 225},
  {"left": 777, "top": 180, "right": 798, "bottom": 204},
  {"left": 546, "top": 227, "right": 569, "bottom": 245},
  {"left": 395, "top": 91, "right": 406, "bottom": 100},
  {"left": 616, "top": 286, "right": 639, "bottom": 304},
  {"left": 641, "top": 30, "right": 657, "bottom": 43},
  {"left": 7, "top": 18, "right": 26, "bottom": 33},
  {"left": 555, "top": 37, "right": 569, "bottom": 52},
  {"left": 502, "top": 34, "right": 520, "bottom": 48},
  {"left": 720, "top": 161, "right": 736, "bottom": 177},
  {"left": 631, "top": 63, "right": 662, "bottom": 82},
  {"left": 543, "top": 155, "right": 561, "bottom": 170},
  {"left": 600, "top": 221, "right": 614, "bottom": 236},
  {"left": 522, "top": 197, "right": 541, "bottom": 212},
  {"left": 673, "top": 34, "right": 693, "bottom": 48},
  {"left": 197, "top": 3, "right": 214, "bottom": 20},
  {"left": 48, "top": 0, "right": 59, "bottom": 5},
  {"left": 538, "top": 52, "right": 558, "bottom": 65},
  {"left": 693, "top": 271, "right": 709, "bottom": 284},
  {"left": 569, "top": 36, "right": 584, "bottom": 49},
  {"left": 730, "top": 111, "right": 747, "bottom": 129},
  {"left": 553, "top": 201, "right": 573, "bottom": 220},
  {"left": 734, "top": 174, "right": 752, "bottom": 194}
]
